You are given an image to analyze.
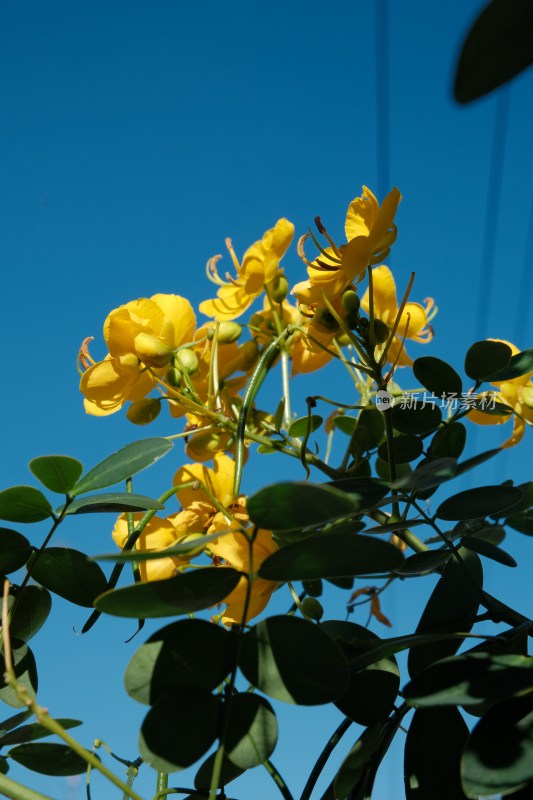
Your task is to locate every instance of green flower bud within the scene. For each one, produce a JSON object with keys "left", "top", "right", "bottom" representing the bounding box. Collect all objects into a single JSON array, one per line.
[
  {"left": 301, "top": 597, "right": 324, "bottom": 621},
  {"left": 207, "top": 321, "right": 243, "bottom": 343},
  {"left": 173, "top": 348, "right": 199, "bottom": 375},
  {"left": 521, "top": 386, "right": 533, "bottom": 409},
  {"left": 342, "top": 290, "right": 360, "bottom": 315},
  {"left": 314, "top": 308, "right": 339, "bottom": 333},
  {"left": 267, "top": 273, "right": 290, "bottom": 303},
  {"left": 371, "top": 319, "right": 390, "bottom": 345},
  {"left": 344, "top": 311, "right": 359, "bottom": 330},
  {"left": 165, "top": 367, "right": 182, "bottom": 388},
  {"left": 126, "top": 398, "right": 161, "bottom": 425},
  {"left": 176, "top": 532, "right": 206, "bottom": 560},
  {"left": 134, "top": 332, "right": 172, "bottom": 368}
]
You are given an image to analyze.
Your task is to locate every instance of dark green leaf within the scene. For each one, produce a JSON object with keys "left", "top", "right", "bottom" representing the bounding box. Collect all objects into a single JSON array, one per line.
[
  {"left": 29, "top": 456, "right": 83, "bottom": 495},
  {"left": 429, "top": 423, "right": 467, "bottom": 460},
  {"left": 247, "top": 482, "right": 361, "bottom": 533},
  {"left": 413, "top": 356, "right": 463, "bottom": 398},
  {"left": 225, "top": 694, "right": 278, "bottom": 769},
  {"left": 464, "top": 340, "right": 512, "bottom": 381},
  {"left": 327, "top": 478, "right": 389, "bottom": 510},
  {"left": 404, "top": 652, "right": 533, "bottom": 708},
  {"left": 391, "top": 402, "right": 442, "bottom": 435},
  {"left": 0, "top": 641, "right": 38, "bottom": 709},
  {"left": 0, "top": 710, "right": 32, "bottom": 738},
  {"left": 7, "top": 743, "right": 90, "bottom": 776},
  {"left": 375, "top": 458, "right": 411, "bottom": 483},
  {"left": 95, "top": 567, "right": 241, "bottom": 618},
  {"left": 392, "top": 457, "right": 457, "bottom": 491},
  {"left": 462, "top": 536, "right": 516, "bottom": 567},
  {"left": 288, "top": 415, "right": 323, "bottom": 438},
  {"left": 455, "top": 0, "right": 533, "bottom": 102},
  {"left": 60, "top": 492, "right": 165, "bottom": 515},
  {"left": 139, "top": 689, "right": 218, "bottom": 772},
  {"left": 365, "top": 518, "right": 426, "bottom": 535},
  {"left": 258, "top": 532, "right": 404, "bottom": 581},
  {"left": 489, "top": 347, "right": 533, "bottom": 382},
  {"left": 333, "top": 416, "right": 358, "bottom": 435},
  {"left": 437, "top": 485, "right": 524, "bottom": 521},
  {"left": 355, "top": 407, "right": 385, "bottom": 449},
  {"left": 377, "top": 435, "right": 423, "bottom": 463},
  {"left": 506, "top": 510, "right": 533, "bottom": 536},
  {"left": 405, "top": 707, "right": 468, "bottom": 799},
  {"left": 469, "top": 524, "right": 506, "bottom": 545},
  {"left": 394, "top": 550, "right": 452, "bottom": 576},
  {"left": 461, "top": 696, "right": 533, "bottom": 796},
  {"left": 9, "top": 587, "right": 52, "bottom": 641},
  {"left": 0, "top": 529, "right": 33, "bottom": 574},
  {"left": 194, "top": 752, "right": 243, "bottom": 791},
  {"left": 0, "top": 720, "right": 82, "bottom": 747},
  {"left": 71, "top": 438, "right": 173, "bottom": 497},
  {"left": 334, "top": 724, "right": 385, "bottom": 800},
  {"left": 455, "top": 448, "right": 502, "bottom": 476},
  {"left": 240, "top": 615, "right": 349, "bottom": 705},
  {"left": 408, "top": 549, "right": 483, "bottom": 678},
  {"left": 0, "top": 487, "right": 53, "bottom": 524},
  {"left": 124, "top": 619, "right": 235, "bottom": 704},
  {"left": 30, "top": 548, "right": 108, "bottom": 607},
  {"left": 0, "top": 758, "right": 7, "bottom": 776}
]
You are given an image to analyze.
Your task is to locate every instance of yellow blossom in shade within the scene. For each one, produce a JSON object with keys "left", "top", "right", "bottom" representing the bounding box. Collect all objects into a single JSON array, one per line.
[
  {"left": 361, "top": 266, "right": 435, "bottom": 366},
  {"left": 174, "top": 452, "right": 236, "bottom": 517},
  {"left": 199, "top": 219, "right": 295, "bottom": 321},
  {"left": 292, "top": 186, "right": 402, "bottom": 310},
  {"left": 208, "top": 528, "right": 278, "bottom": 625},
  {"left": 468, "top": 340, "right": 533, "bottom": 448},
  {"left": 112, "top": 513, "right": 189, "bottom": 582},
  {"left": 80, "top": 294, "right": 196, "bottom": 416}
]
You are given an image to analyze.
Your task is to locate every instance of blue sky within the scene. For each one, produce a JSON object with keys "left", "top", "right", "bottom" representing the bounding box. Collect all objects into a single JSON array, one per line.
[{"left": 1, "top": 1, "right": 532, "bottom": 798}]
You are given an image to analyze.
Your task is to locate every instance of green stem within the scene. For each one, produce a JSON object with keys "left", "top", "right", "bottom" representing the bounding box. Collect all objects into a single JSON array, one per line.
[
  {"left": 0, "top": 774, "right": 58, "bottom": 800},
  {"left": 263, "top": 759, "right": 295, "bottom": 800},
  {"left": 299, "top": 717, "right": 352, "bottom": 800},
  {"left": 156, "top": 771, "right": 168, "bottom": 794}
]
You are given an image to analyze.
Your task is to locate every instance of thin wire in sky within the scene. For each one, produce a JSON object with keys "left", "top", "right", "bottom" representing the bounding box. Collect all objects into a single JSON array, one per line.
[
  {"left": 474, "top": 88, "right": 510, "bottom": 340},
  {"left": 375, "top": 0, "right": 390, "bottom": 200},
  {"left": 513, "top": 190, "right": 533, "bottom": 344}
]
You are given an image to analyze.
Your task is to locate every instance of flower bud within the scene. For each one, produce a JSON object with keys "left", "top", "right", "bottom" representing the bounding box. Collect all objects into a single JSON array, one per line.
[
  {"left": 134, "top": 332, "right": 172, "bottom": 368},
  {"left": 126, "top": 398, "right": 161, "bottom": 425},
  {"left": 239, "top": 339, "right": 259, "bottom": 371},
  {"left": 301, "top": 597, "right": 324, "bottom": 621},
  {"left": 165, "top": 367, "right": 182, "bottom": 388},
  {"left": 342, "top": 290, "right": 360, "bottom": 315},
  {"left": 173, "top": 348, "right": 199, "bottom": 375},
  {"left": 371, "top": 319, "right": 390, "bottom": 345},
  {"left": 207, "top": 322, "right": 243, "bottom": 344},
  {"left": 314, "top": 308, "right": 339, "bottom": 333},
  {"left": 267, "top": 273, "right": 290, "bottom": 303},
  {"left": 344, "top": 311, "right": 359, "bottom": 330},
  {"left": 521, "top": 386, "right": 533, "bottom": 409},
  {"left": 176, "top": 532, "right": 205, "bottom": 559}
]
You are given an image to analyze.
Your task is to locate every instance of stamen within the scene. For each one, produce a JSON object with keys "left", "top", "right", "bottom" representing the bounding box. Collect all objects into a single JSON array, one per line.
[
  {"left": 225, "top": 237, "right": 241, "bottom": 272},
  {"left": 206, "top": 254, "right": 225, "bottom": 286},
  {"left": 307, "top": 227, "right": 342, "bottom": 265},
  {"left": 78, "top": 337, "right": 95, "bottom": 371},
  {"left": 314, "top": 217, "right": 343, "bottom": 260}
]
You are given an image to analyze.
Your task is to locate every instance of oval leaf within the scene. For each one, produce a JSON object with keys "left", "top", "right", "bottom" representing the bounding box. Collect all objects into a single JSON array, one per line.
[
  {"left": 139, "top": 689, "right": 218, "bottom": 772},
  {"left": 125, "top": 619, "right": 235, "bottom": 704},
  {"left": 225, "top": 694, "right": 278, "bottom": 769},
  {"left": 377, "top": 435, "right": 423, "bottom": 464},
  {"left": 29, "top": 456, "right": 83, "bottom": 495},
  {"left": 391, "top": 402, "right": 442, "bottom": 435},
  {"left": 436, "top": 485, "right": 524, "bottom": 521},
  {"left": 429, "top": 422, "right": 467, "bottom": 460},
  {"left": 288, "top": 415, "right": 323, "bottom": 438},
  {"left": 0, "top": 641, "right": 38, "bottom": 709},
  {"left": 7, "top": 743, "right": 89, "bottom": 776},
  {"left": 0, "top": 529, "right": 33, "bottom": 574},
  {"left": 405, "top": 707, "right": 469, "bottom": 799},
  {"left": 95, "top": 567, "right": 241, "bottom": 618},
  {"left": 60, "top": 492, "right": 165, "bottom": 515},
  {"left": 0, "top": 719, "right": 82, "bottom": 747},
  {"left": 464, "top": 340, "right": 512, "bottom": 382},
  {"left": 30, "top": 548, "right": 108, "bottom": 607},
  {"left": 461, "top": 536, "right": 516, "bottom": 567},
  {"left": 488, "top": 347, "right": 533, "bottom": 382},
  {"left": 0, "top": 487, "right": 52, "bottom": 524},
  {"left": 71, "top": 438, "right": 173, "bottom": 497},
  {"left": 240, "top": 616, "right": 348, "bottom": 705},
  {"left": 413, "top": 356, "right": 463, "bottom": 398},
  {"left": 247, "top": 482, "right": 361, "bottom": 532},
  {"left": 9, "top": 586, "right": 52, "bottom": 641},
  {"left": 258, "top": 532, "right": 404, "bottom": 581},
  {"left": 334, "top": 724, "right": 385, "bottom": 800}
]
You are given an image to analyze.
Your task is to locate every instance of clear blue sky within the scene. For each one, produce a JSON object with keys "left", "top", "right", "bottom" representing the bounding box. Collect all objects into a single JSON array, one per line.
[{"left": 1, "top": 1, "right": 532, "bottom": 798}]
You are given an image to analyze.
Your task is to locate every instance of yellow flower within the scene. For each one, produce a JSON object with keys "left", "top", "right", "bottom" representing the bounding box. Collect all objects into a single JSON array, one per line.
[
  {"left": 361, "top": 266, "right": 435, "bottom": 366},
  {"left": 292, "top": 186, "right": 401, "bottom": 309},
  {"left": 112, "top": 513, "right": 189, "bottom": 582},
  {"left": 80, "top": 294, "right": 196, "bottom": 416},
  {"left": 468, "top": 341, "right": 533, "bottom": 448},
  {"left": 173, "top": 452, "right": 237, "bottom": 521},
  {"left": 199, "top": 219, "right": 295, "bottom": 321}
]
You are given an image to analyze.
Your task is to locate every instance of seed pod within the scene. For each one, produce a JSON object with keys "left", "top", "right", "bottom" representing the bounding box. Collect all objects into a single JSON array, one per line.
[{"left": 301, "top": 597, "right": 324, "bottom": 621}]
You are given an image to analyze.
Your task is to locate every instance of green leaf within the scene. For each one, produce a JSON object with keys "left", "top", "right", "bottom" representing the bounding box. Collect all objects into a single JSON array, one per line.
[
  {"left": 455, "top": 448, "right": 502, "bottom": 476},
  {"left": 59, "top": 492, "right": 165, "bottom": 515},
  {"left": 391, "top": 402, "right": 442, "bottom": 435},
  {"left": 194, "top": 753, "right": 243, "bottom": 792},
  {"left": 7, "top": 743, "right": 90, "bottom": 776},
  {"left": 322, "top": 621, "right": 400, "bottom": 726},
  {"left": 29, "top": 456, "right": 83, "bottom": 495},
  {"left": 413, "top": 356, "right": 463, "bottom": 398},
  {"left": 0, "top": 529, "right": 33, "bottom": 574},
  {"left": 225, "top": 694, "right": 278, "bottom": 769},
  {"left": 461, "top": 696, "right": 533, "bottom": 797},
  {"left": 405, "top": 707, "right": 469, "bottom": 799},
  {"left": 288, "top": 414, "right": 323, "bottom": 438},
  {"left": 247, "top": 482, "right": 362, "bottom": 533},
  {"left": 404, "top": 652, "right": 533, "bottom": 708},
  {"left": 139, "top": 689, "right": 218, "bottom": 772},
  {"left": 0, "top": 641, "right": 38, "bottom": 709},
  {"left": 0, "top": 710, "right": 32, "bottom": 738},
  {"left": 394, "top": 549, "right": 452, "bottom": 576},
  {"left": 124, "top": 619, "right": 235, "bottom": 704},
  {"left": 30, "top": 548, "right": 108, "bottom": 607},
  {"left": 70, "top": 437, "right": 173, "bottom": 497},
  {"left": 489, "top": 347, "right": 533, "bottom": 382},
  {"left": 258, "top": 532, "right": 404, "bottom": 581},
  {"left": 355, "top": 407, "right": 385, "bottom": 449},
  {"left": 0, "top": 719, "right": 82, "bottom": 747},
  {"left": 436, "top": 485, "right": 524, "bottom": 521},
  {"left": 333, "top": 415, "right": 358, "bottom": 435},
  {"left": 9, "top": 587, "right": 52, "bottom": 641},
  {"left": 240, "top": 615, "right": 349, "bottom": 705},
  {"left": 454, "top": 0, "right": 533, "bottom": 103},
  {"left": 464, "top": 340, "right": 512, "bottom": 382},
  {"left": 377, "top": 435, "right": 423, "bottom": 463},
  {"left": 408, "top": 549, "right": 483, "bottom": 678},
  {"left": 334, "top": 724, "right": 385, "bottom": 800},
  {"left": 461, "top": 536, "right": 517, "bottom": 567},
  {"left": 0, "top": 487, "right": 53, "bottom": 524},
  {"left": 429, "top": 422, "right": 467, "bottom": 460},
  {"left": 506, "top": 510, "right": 533, "bottom": 536},
  {"left": 95, "top": 566, "right": 241, "bottom": 618},
  {"left": 392, "top": 457, "right": 457, "bottom": 491},
  {"left": 327, "top": 478, "right": 389, "bottom": 510}
]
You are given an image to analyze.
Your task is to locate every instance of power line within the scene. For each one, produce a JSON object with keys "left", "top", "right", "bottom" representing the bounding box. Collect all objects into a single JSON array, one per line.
[{"left": 375, "top": 0, "right": 390, "bottom": 199}]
